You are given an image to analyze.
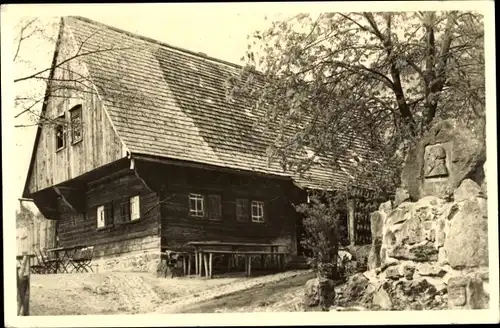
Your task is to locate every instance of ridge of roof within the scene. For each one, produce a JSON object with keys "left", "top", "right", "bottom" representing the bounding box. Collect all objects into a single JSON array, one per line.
[{"left": 66, "top": 15, "right": 246, "bottom": 71}]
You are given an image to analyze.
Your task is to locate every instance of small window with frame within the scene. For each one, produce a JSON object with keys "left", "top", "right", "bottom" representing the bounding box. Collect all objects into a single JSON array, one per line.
[
  {"left": 70, "top": 105, "right": 83, "bottom": 144},
  {"left": 189, "top": 193, "right": 204, "bottom": 217},
  {"left": 251, "top": 201, "right": 265, "bottom": 223},
  {"left": 55, "top": 115, "right": 66, "bottom": 152}
]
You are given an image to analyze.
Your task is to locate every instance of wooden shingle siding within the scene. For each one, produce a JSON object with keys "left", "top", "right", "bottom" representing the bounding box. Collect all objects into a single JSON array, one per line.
[
  {"left": 56, "top": 170, "right": 160, "bottom": 257},
  {"left": 26, "top": 23, "right": 124, "bottom": 195}
]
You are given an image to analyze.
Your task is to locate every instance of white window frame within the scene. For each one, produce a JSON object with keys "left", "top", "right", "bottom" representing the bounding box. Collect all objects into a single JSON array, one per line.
[
  {"left": 97, "top": 205, "right": 105, "bottom": 228},
  {"left": 130, "top": 195, "right": 140, "bottom": 221},
  {"left": 189, "top": 193, "right": 204, "bottom": 217},
  {"left": 251, "top": 201, "right": 265, "bottom": 223}
]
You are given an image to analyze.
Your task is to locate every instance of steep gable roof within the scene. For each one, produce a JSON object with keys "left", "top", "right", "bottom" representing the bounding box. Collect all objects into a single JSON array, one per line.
[{"left": 61, "top": 16, "right": 380, "bottom": 191}]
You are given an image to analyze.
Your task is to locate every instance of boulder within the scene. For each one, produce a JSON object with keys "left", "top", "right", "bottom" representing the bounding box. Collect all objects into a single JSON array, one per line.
[
  {"left": 379, "top": 200, "right": 393, "bottom": 215},
  {"left": 386, "top": 202, "right": 414, "bottom": 226},
  {"left": 383, "top": 196, "right": 449, "bottom": 262},
  {"left": 385, "top": 265, "right": 402, "bottom": 280},
  {"left": 436, "top": 219, "right": 447, "bottom": 247},
  {"left": 304, "top": 278, "right": 320, "bottom": 307},
  {"left": 447, "top": 276, "right": 489, "bottom": 309},
  {"left": 444, "top": 197, "right": 488, "bottom": 269},
  {"left": 380, "top": 258, "right": 398, "bottom": 271},
  {"left": 453, "top": 179, "right": 486, "bottom": 202},
  {"left": 318, "top": 278, "right": 336, "bottom": 310},
  {"left": 394, "top": 187, "right": 410, "bottom": 208},
  {"left": 372, "top": 284, "right": 392, "bottom": 310},
  {"left": 370, "top": 211, "right": 384, "bottom": 241},
  {"left": 416, "top": 262, "right": 447, "bottom": 277},
  {"left": 304, "top": 277, "right": 335, "bottom": 310},
  {"left": 401, "top": 119, "right": 486, "bottom": 201},
  {"left": 389, "top": 242, "right": 438, "bottom": 262},
  {"left": 438, "top": 247, "right": 448, "bottom": 265},
  {"left": 367, "top": 211, "right": 385, "bottom": 270},
  {"left": 372, "top": 279, "right": 444, "bottom": 311},
  {"left": 367, "top": 241, "right": 382, "bottom": 271},
  {"left": 403, "top": 263, "right": 415, "bottom": 280},
  {"left": 481, "top": 161, "right": 487, "bottom": 193},
  {"left": 343, "top": 273, "right": 370, "bottom": 302}
]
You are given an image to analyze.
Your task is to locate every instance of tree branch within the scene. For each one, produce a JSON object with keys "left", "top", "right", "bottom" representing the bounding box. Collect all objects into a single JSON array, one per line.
[
  {"left": 14, "top": 46, "right": 130, "bottom": 83},
  {"left": 13, "top": 18, "right": 38, "bottom": 62}
]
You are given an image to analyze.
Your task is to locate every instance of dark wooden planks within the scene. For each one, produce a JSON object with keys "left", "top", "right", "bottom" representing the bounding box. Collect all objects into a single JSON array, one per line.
[
  {"left": 56, "top": 170, "right": 161, "bottom": 257},
  {"left": 144, "top": 163, "right": 298, "bottom": 253}
]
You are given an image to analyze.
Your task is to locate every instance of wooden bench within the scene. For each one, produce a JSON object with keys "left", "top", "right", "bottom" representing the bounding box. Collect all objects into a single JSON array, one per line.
[{"left": 196, "top": 249, "right": 289, "bottom": 278}]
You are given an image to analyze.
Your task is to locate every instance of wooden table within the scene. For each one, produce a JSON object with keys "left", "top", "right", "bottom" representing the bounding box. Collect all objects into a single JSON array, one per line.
[
  {"left": 45, "top": 244, "right": 87, "bottom": 273},
  {"left": 186, "top": 241, "right": 287, "bottom": 278},
  {"left": 16, "top": 254, "right": 36, "bottom": 261}
]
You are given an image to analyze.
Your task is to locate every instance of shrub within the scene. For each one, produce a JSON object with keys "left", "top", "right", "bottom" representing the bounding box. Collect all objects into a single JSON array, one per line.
[{"left": 296, "top": 191, "right": 346, "bottom": 280}]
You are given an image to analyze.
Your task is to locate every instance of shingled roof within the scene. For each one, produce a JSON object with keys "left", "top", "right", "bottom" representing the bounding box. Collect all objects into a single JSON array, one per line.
[{"left": 62, "top": 16, "right": 380, "bottom": 191}]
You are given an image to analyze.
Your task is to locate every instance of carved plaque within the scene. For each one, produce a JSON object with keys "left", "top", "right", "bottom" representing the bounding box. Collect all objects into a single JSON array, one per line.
[{"left": 424, "top": 145, "right": 449, "bottom": 178}]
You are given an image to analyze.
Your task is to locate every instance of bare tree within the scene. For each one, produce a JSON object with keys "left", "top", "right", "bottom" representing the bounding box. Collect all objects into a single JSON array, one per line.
[{"left": 12, "top": 17, "right": 140, "bottom": 130}]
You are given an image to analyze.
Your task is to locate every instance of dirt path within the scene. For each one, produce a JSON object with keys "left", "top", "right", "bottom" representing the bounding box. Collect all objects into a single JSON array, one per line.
[
  {"left": 170, "top": 271, "right": 315, "bottom": 313},
  {"left": 30, "top": 270, "right": 313, "bottom": 315}
]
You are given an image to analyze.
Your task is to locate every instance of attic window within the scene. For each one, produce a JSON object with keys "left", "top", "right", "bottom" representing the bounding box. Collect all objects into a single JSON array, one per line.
[
  {"left": 55, "top": 115, "right": 66, "bottom": 152},
  {"left": 70, "top": 105, "right": 83, "bottom": 144}
]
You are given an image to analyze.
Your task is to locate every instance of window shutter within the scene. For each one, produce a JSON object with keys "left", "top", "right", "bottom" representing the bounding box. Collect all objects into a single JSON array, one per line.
[
  {"left": 105, "top": 203, "right": 114, "bottom": 226},
  {"left": 130, "top": 195, "right": 140, "bottom": 221},
  {"left": 236, "top": 199, "right": 248, "bottom": 222},
  {"left": 120, "top": 200, "right": 130, "bottom": 223},
  {"left": 207, "top": 195, "right": 221, "bottom": 220}
]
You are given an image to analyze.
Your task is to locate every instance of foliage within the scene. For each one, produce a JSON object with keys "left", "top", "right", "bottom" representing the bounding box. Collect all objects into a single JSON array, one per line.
[
  {"left": 16, "top": 203, "right": 34, "bottom": 224},
  {"left": 230, "top": 11, "right": 485, "bottom": 192},
  {"left": 296, "top": 191, "right": 347, "bottom": 279},
  {"left": 15, "top": 203, "right": 44, "bottom": 228}
]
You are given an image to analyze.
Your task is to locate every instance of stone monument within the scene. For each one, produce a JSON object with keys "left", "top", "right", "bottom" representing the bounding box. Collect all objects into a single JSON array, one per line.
[{"left": 346, "top": 119, "right": 489, "bottom": 310}]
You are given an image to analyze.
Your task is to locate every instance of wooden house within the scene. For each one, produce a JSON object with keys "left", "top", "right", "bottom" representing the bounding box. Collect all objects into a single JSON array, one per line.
[{"left": 22, "top": 16, "right": 379, "bottom": 272}]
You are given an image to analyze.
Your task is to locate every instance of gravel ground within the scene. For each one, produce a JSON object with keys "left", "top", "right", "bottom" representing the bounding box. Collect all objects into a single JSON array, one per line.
[
  {"left": 175, "top": 271, "right": 314, "bottom": 313},
  {"left": 29, "top": 269, "right": 312, "bottom": 315}
]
